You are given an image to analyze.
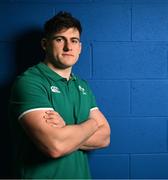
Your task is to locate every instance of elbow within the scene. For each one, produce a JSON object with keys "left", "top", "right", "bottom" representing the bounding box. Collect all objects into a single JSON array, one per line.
[
  {"left": 48, "top": 149, "right": 63, "bottom": 158},
  {"left": 105, "top": 127, "right": 111, "bottom": 147},
  {"left": 44, "top": 142, "right": 64, "bottom": 158},
  {"left": 96, "top": 137, "right": 110, "bottom": 149},
  {"left": 98, "top": 136, "right": 110, "bottom": 148},
  {"left": 101, "top": 133, "right": 111, "bottom": 148},
  {"left": 103, "top": 136, "right": 110, "bottom": 147},
  {"left": 47, "top": 142, "right": 70, "bottom": 158},
  {"left": 101, "top": 124, "right": 111, "bottom": 148}
]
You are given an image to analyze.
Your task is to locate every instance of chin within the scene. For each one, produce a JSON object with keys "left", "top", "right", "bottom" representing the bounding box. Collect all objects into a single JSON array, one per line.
[
  {"left": 57, "top": 63, "right": 74, "bottom": 69},
  {"left": 62, "top": 60, "right": 78, "bottom": 67}
]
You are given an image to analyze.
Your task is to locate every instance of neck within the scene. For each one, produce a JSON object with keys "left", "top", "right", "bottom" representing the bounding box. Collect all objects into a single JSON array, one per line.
[{"left": 44, "top": 59, "right": 72, "bottom": 80}]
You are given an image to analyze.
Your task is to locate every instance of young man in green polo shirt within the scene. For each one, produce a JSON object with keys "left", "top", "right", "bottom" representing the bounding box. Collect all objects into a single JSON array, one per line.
[{"left": 9, "top": 11, "right": 110, "bottom": 179}]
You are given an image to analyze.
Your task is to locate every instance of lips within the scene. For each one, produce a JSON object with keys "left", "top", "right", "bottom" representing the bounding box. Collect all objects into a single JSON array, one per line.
[{"left": 62, "top": 53, "right": 74, "bottom": 57}]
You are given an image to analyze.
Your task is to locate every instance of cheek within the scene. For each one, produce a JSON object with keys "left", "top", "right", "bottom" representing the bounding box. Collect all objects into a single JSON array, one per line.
[
  {"left": 53, "top": 47, "right": 62, "bottom": 56},
  {"left": 76, "top": 47, "right": 82, "bottom": 56}
]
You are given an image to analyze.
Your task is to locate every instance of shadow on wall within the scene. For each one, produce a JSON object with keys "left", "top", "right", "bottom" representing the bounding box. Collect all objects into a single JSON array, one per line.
[
  {"left": 14, "top": 28, "right": 44, "bottom": 75},
  {"left": 0, "top": 28, "right": 44, "bottom": 178}
]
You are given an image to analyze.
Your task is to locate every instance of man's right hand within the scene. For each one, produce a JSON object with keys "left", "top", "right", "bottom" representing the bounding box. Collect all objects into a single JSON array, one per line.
[{"left": 44, "top": 110, "right": 66, "bottom": 128}]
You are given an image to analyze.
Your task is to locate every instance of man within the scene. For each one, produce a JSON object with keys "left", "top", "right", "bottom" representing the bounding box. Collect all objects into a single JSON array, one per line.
[{"left": 9, "top": 11, "right": 110, "bottom": 179}]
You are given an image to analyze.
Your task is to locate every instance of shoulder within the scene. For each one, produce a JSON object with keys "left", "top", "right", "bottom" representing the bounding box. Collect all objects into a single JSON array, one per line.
[
  {"left": 11, "top": 63, "right": 49, "bottom": 96},
  {"left": 18, "top": 63, "right": 44, "bottom": 81},
  {"left": 14, "top": 63, "right": 46, "bottom": 86}
]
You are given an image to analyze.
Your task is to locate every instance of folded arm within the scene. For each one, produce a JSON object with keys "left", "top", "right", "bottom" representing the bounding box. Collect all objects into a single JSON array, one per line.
[
  {"left": 79, "top": 108, "right": 111, "bottom": 150},
  {"left": 44, "top": 109, "right": 111, "bottom": 151},
  {"left": 19, "top": 110, "right": 99, "bottom": 158}
]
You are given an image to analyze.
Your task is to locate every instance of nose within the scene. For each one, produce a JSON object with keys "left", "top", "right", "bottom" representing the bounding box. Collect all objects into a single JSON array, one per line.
[{"left": 63, "top": 41, "right": 72, "bottom": 52}]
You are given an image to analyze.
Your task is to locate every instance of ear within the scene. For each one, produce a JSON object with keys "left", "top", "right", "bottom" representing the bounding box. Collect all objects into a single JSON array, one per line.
[
  {"left": 41, "top": 38, "right": 47, "bottom": 50},
  {"left": 79, "top": 42, "right": 82, "bottom": 55}
]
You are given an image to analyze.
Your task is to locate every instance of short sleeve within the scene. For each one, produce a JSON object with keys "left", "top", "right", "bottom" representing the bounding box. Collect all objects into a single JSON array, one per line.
[
  {"left": 85, "top": 81, "right": 98, "bottom": 111},
  {"left": 9, "top": 76, "right": 53, "bottom": 120}
]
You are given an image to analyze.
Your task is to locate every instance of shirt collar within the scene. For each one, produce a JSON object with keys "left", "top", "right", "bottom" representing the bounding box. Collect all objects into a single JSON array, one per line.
[
  {"left": 70, "top": 73, "right": 77, "bottom": 81},
  {"left": 37, "top": 62, "right": 77, "bottom": 82}
]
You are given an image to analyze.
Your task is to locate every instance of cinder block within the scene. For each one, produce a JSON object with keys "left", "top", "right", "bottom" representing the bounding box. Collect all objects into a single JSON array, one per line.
[
  {"left": 0, "top": 0, "right": 12, "bottom": 2},
  {"left": 88, "top": 80, "right": 130, "bottom": 117},
  {"left": 89, "top": 154, "right": 129, "bottom": 179},
  {"left": 0, "top": 73, "right": 13, "bottom": 86},
  {"left": 0, "top": 43, "right": 15, "bottom": 85},
  {"left": 132, "top": 0, "right": 168, "bottom": 4},
  {"left": 13, "top": 0, "right": 92, "bottom": 2},
  {"left": 86, "top": 3, "right": 131, "bottom": 41},
  {"left": 93, "top": 0, "right": 131, "bottom": 3},
  {"left": 132, "top": 4, "right": 168, "bottom": 41},
  {"left": 0, "top": 43, "right": 14, "bottom": 73},
  {"left": 131, "top": 154, "right": 168, "bottom": 179},
  {"left": 73, "top": 42, "right": 92, "bottom": 79},
  {"left": 0, "top": 4, "right": 54, "bottom": 41},
  {"left": 132, "top": 80, "right": 168, "bottom": 116},
  {"left": 103, "top": 118, "right": 167, "bottom": 154},
  {"left": 54, "top": 3, "right": 131, "bottom": 41},
  {"left": 92, "top": 42, "right": 167, "bottom": 79}
]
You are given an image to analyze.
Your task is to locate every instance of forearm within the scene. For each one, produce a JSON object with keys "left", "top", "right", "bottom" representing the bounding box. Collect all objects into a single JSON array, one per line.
[
  {"left": 42, "top": 109, "right": 110, "bottom": 155},
  {"left": 21, "top": 110, "right": 99, "bottom": 158},
  {"left": 80, "top": 124, "right": 110, "bottom": 150},
  {"left": 78, "top": 109, "right": 111, "bottom": 150},
  {"left": 49, "top": 118, "right": 99, "bottom": 157}
]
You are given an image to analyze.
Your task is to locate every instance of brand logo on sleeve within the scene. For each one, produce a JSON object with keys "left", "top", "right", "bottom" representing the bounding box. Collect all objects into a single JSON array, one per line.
[
  {"left": 51, "top": 86, "right": 61, "bottom": 93},
  {"left": 78, "top": 85, "right": 87, "bottom": 95}
]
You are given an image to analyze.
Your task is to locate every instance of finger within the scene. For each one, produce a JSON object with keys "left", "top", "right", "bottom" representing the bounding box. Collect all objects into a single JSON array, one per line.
[
  {"left": 43, "top": 114, "right": 58, "bottom": 119},
  {"left": 44, "top": 114, "right": 65, "bottom": 121},
  {"left": 45, "top": 111, "right": 59, "bottom": 115},
  {"left": 45, "top": 118, "right": 65, "bottom": 125},
  {"left": 51, "top": 124, "right": 64, "bottom": 128},
  {"left": 45, "top": 119, "right": 59, "bottom": 124},
  {"left": 46, "top": 121, "right": 59, "bottom": 127},
  {"left": 47, "top": 121, "right": 65, "bottom": 128}
]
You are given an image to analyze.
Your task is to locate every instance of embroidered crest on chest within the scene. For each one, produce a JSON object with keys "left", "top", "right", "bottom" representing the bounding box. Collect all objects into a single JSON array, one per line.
[{"left": 78, "top": 85, "right": 87, "bottom": 95}]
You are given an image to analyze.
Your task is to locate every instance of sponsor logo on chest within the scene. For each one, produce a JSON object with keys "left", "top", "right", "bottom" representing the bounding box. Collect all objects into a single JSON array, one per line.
[
  {"left": 50, "top": 86, "right": 61, "bottom": 93},
  {"left": 50, "top": 85, "right": 87, "bottom": 95}
]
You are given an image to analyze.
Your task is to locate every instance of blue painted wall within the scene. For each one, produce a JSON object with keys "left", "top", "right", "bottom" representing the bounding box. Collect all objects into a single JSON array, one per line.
[{"left": 1, "top": 0, "right": 168, "bottom": 179}]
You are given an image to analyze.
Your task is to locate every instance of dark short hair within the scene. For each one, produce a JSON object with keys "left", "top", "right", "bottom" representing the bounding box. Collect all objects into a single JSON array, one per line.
[{"left": 44, "top": 11, "right": 82, "bottom": 38}]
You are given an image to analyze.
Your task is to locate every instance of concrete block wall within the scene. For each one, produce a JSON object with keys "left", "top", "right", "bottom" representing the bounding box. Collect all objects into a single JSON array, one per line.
[{"left": 1, "top": 0, "right": 168, "bottom": 179}]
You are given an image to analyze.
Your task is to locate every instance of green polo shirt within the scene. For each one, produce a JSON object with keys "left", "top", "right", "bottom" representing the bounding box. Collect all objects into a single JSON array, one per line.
[{"left": 9, "top": 62, "right": 98, "bottom": 179}]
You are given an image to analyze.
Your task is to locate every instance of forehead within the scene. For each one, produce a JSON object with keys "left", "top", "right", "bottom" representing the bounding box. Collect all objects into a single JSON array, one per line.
[{"left": 53, "top": 28, "right": 80, "bottom": 38}]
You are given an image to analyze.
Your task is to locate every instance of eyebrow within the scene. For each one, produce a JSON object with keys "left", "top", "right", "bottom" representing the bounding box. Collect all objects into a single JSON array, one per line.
[{"left": 52, "top": 35, "right": 80, "bottom": 42}]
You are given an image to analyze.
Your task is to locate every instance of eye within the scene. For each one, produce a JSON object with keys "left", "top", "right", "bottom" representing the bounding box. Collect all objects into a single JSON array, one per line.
[
  {"left": 71, "top": 39, "right": 80, "bottom": 44},
  {"left": 55, "top": 37, "right": 64, "bottom": 43}
]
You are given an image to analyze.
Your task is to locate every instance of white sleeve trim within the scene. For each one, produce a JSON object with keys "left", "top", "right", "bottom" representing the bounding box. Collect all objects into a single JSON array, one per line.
[
  {"left": 90, "top": 107, "right": 99, "bottom": 112},
  {"left": 18, "top": 107, "right": 54, "bottom": 120}
]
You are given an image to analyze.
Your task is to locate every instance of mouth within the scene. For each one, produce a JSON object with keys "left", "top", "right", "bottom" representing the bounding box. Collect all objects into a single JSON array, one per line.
[{"left": 62, "top": 53, "right": 74, "bottom": 57}]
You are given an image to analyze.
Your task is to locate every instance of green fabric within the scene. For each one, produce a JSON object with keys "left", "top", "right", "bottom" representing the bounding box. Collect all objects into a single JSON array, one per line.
[{"left": 9, "top": 62, "right": 97, "bottom": 179}]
